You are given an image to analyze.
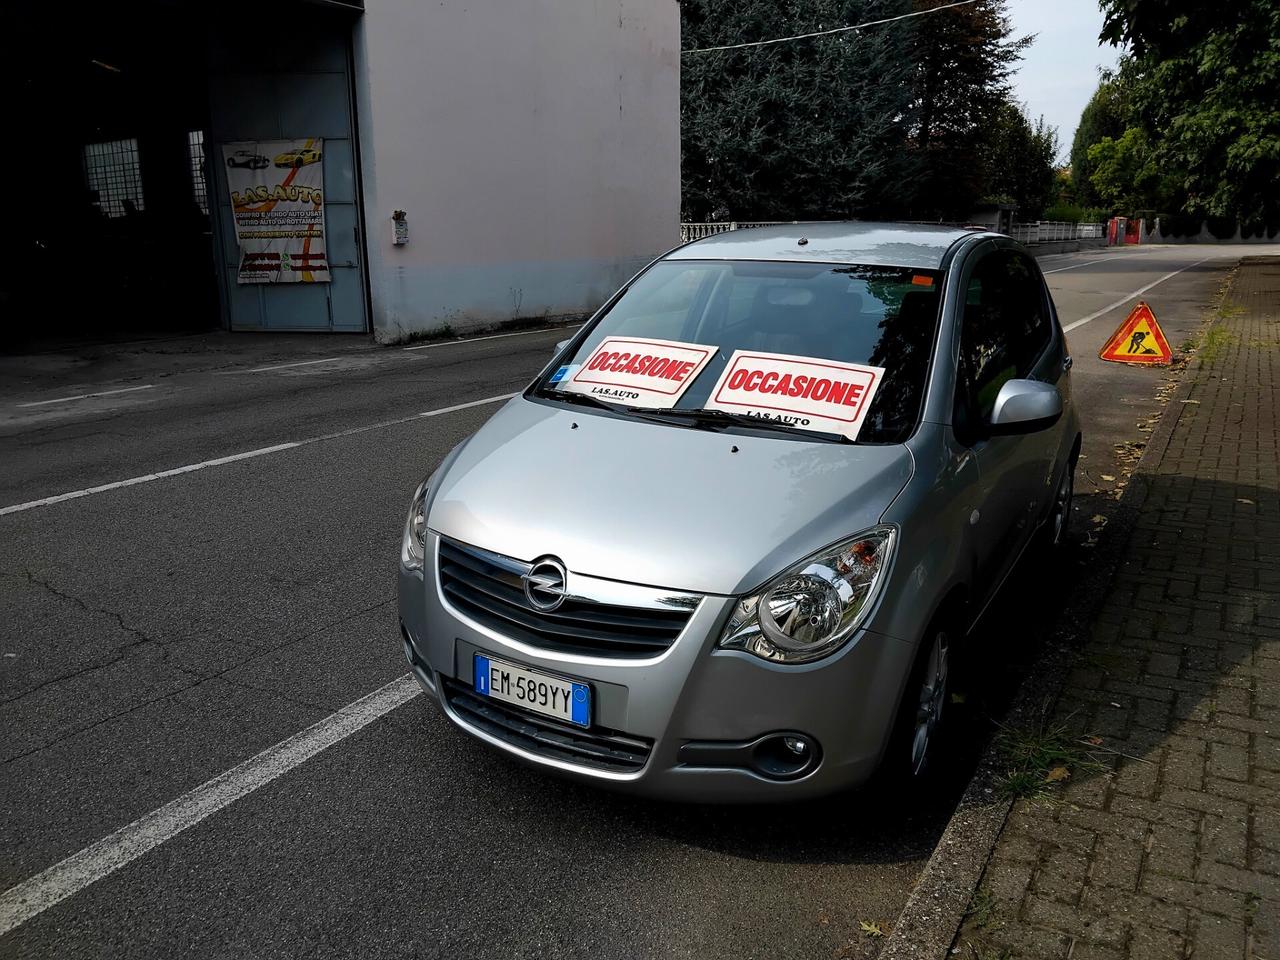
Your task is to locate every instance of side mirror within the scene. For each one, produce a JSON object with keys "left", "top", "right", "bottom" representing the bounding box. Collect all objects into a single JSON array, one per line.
[
  {"left": 554, "top": 338, "right": 571, "bottom": 356},
  {"left": 988, "top": 379, "right": 1062, "bottom": 434}
]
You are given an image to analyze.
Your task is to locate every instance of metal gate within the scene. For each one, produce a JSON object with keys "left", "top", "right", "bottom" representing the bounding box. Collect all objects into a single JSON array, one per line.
[{"left": 205, "top": 15, "right": 368, "bottom": 332}]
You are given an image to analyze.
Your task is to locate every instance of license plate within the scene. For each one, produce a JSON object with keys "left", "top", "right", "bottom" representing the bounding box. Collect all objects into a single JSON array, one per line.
[{"left": 473, "top": 653, "right": 590, "bottom": 728}]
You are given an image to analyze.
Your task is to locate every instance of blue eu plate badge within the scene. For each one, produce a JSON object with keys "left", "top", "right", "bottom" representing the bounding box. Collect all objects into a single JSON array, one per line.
[{"left": 474, "top": 653, "right": 590, "bottom": 727}]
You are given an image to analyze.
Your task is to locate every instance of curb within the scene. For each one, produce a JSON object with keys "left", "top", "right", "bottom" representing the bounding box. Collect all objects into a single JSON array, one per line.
[{"left": 877, "top": 277, "right": 1227, "bottom": 959}]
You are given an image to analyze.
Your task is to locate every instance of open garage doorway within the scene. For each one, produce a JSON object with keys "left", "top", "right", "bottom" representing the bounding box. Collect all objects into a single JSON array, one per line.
[{"left": 1, "top": 1, "right": 369, "bottom": 350}]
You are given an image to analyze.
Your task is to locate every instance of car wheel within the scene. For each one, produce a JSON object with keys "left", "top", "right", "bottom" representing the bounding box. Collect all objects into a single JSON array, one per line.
[
  {"left": 908, "top": 629, "right": 950, "bottom": 778},
  {"left": 881, "top": 625, "right": 952, "bottom": 788},
  {"left": 1044, "top": 459, "right": 1075, "bottom": 549}
]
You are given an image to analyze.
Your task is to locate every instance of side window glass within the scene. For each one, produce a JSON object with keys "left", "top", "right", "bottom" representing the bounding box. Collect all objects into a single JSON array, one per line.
[
  {"left": 1005, "top": 253, "right": 1051, "bottom": 376},
  {"left": 955, "top": 254, "right": 1018, "bottom": 433}
]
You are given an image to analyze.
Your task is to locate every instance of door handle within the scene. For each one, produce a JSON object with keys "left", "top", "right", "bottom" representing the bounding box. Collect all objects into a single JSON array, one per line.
[{"left": 1062, "top": 355, "right": 1074, "bottom": 371}]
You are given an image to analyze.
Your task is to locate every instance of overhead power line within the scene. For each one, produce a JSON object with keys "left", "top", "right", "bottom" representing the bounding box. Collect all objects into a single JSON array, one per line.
[{"left": 682, "top": 0, "right": 980, "bottom": 55}]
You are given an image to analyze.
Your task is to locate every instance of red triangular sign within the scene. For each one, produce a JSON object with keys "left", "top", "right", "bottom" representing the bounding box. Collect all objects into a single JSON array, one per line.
[{"left": 1099, "top": 301, "right": 1172, "bottom": 365}]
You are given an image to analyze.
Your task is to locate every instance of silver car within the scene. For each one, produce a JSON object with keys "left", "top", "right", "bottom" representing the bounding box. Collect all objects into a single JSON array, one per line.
[{"left": 398, "top": 223, "right": 1080, "bottom": 801}]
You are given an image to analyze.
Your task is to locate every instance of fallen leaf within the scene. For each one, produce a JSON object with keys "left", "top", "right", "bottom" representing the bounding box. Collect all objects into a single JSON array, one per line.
[
  {"left": 1238, "top": 498, "right": 1255, "bottom": 505},
  {"left": 818, "top": 913, "right": 831, "bottom": 926},
  {"left": 1090, "top": 514, "right": 1107, "bottom": 525},
  {"left": 859, "top": 920, "right": 885, "bottom": 938},
  {"left": 1101, "top": 474, "right": 1116, "bottom": 481},
  {"left": 1085, "top": 736, "right": 1104, "bottom": 746},
  {"left": 1044, "top": 766, "right": 1071, "bottom": 783}
]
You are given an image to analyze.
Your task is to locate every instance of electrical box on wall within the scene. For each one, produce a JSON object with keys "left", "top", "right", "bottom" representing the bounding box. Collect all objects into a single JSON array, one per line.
[{"left": 391, "top": 210, "right": 408, "bottom": 246}]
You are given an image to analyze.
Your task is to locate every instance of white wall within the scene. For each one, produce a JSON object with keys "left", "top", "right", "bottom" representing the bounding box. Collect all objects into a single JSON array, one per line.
[{"left": 353, "top": 0, "right": 680, "bottom": 342}]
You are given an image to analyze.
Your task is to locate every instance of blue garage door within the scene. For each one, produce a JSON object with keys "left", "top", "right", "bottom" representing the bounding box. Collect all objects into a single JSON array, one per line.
[{"left": 206, "top": 15, "right": 367, "bottom": 333}]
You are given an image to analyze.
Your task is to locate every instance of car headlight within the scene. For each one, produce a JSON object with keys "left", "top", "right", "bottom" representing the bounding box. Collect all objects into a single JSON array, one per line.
[
  {"left": 717, "top": 526, "right": 896, "bottom": 664},
  {"left": 400, "top": 476, "right": 433, "bottom": 570}
]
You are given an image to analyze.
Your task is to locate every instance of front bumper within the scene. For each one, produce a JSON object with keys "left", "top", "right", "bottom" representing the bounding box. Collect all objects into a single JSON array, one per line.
[{"left": 398, "top": 533, "right": 915, "bottom": 802}]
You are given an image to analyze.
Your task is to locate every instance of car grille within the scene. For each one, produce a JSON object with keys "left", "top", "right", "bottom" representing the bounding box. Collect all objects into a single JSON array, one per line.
[
  {"left": 442, "top": 679, "right": 652, "bottom": 772},
  {"left": 437, "top": 539, "right": 695, "bottom": 658}
]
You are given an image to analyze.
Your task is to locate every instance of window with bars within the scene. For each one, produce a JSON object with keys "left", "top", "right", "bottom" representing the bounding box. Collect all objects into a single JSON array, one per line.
[
  {"left": 82, "top": 138, "right": 144, "bottom": 218},
  {"left": 187, "top": 130, "right": 209, "bottom": 215}
]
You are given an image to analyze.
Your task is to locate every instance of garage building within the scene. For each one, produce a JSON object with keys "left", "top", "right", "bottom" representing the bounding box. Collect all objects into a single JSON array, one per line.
[{"left": 2, "top": 0, "right": 679, "bottom": 343}]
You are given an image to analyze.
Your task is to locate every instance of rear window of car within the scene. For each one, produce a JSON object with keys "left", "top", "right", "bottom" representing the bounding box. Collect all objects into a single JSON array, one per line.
[{"left": 541, "top": 260, "right": 944, "bottom": 443}]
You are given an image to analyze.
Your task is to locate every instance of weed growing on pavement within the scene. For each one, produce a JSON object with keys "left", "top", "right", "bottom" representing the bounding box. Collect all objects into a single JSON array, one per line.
[
  {"left": 964, "top": 888, "right": 1003, "bottom": 931},
  {"left": 992, "top": 716, "right": 1109, "bottom": 804},
  {"left": 960, "top": 941, "right": 1014, "bottom": 960},
  {"left": 1199, "top": 310, "right": 1242, "bottom": 365}
]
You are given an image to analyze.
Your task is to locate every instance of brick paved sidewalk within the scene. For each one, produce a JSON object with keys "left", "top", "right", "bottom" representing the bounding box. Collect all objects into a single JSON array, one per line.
[{"left": 956, "top": 258, "right": 1280, "bottom": 960}]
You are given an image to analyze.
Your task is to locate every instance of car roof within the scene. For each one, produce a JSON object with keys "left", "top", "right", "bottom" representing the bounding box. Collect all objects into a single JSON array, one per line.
[{"left": 667, "top": 221, "right": 997, "bottom": 270}]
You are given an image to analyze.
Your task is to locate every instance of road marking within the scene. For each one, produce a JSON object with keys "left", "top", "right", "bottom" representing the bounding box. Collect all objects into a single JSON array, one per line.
[
  {"left": 402, "top": 325, "right": 580, "bottom": 351},
  {"left": 0, "top": 675, "right": 421, "bottom": 937},
  {"left": 232, "top": 357, "right": 344, "bottom": 373},
  {"left": 0, "top": 393, "right": 516, "bottom": 517},
  {"left": 1062, "top": 258, "right": 1212, "bottom": 334},
  {"left": 17, "top": 385, "right": 156, "bottom": 408},
  {"left": 1041, "top": 256, "right": 1122, "bottom": 275}
]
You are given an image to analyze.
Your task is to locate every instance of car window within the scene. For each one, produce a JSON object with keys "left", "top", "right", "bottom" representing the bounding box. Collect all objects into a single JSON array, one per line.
[
  {"left": 954, "top": 250, "right": 1051, "bottom": 435},
  {"left": 540, "top": 260, "right": 944, "bottom": 444}
]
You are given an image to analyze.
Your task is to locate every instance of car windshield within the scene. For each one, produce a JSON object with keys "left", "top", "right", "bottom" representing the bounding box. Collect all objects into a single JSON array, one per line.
[{"left": 536, "top": 259, "right": 944, "bottom": 443}]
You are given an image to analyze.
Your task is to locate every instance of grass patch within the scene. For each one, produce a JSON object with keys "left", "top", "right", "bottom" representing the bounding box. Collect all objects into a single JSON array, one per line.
[
  {"left": 993, "top": 716, "right": 1109, "bottom": 804},
  {"left": 964, "top": 888, "right": 1003, "bottom": 931}
]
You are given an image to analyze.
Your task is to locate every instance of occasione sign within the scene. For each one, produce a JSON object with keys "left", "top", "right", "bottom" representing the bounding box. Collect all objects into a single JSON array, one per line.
[
  {"left": 705, "top": 350, "right": 885, "bottom": 440},
  {"left": 562, "top": 337, "right": 717, "bottom": 408}
]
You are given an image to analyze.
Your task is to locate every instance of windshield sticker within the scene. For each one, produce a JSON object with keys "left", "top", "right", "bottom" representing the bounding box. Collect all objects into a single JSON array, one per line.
[
  {"left": 548, "top": 364, "right": 577, "bottom": 384},
  {"left": 562, "top": 337, "right": 717, "bottom": 408},
  {"left": 704, "top": 350, "right": 885, "bottom": 441}
]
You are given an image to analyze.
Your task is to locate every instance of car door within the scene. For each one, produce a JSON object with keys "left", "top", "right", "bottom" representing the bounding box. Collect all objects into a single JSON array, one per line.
[{"left": 952, "top": 247, "right": 1057, "bottom": 609}]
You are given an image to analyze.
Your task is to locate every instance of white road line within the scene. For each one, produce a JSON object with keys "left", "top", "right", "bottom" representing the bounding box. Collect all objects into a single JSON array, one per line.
[
  {"left": 402, "top": 325, "right": 580, "bottom": 351},
  {"left": 233, "top": 357, "right": 344, "bottom": 374},
  {"left": 17, "top": 385, "right": 156, "bottom": 408},
  {"left": 0, "top": 393, "right": 516, "bottom": 517},
  {"left": 0, "top": 675, "right": 420, "bottom": 937},
  {"left": 1062, "top": 257, "right": 1213, "bottom": 334},
  {"left": 1041, "top": 256, "right": 1123, "bottom": 275}
]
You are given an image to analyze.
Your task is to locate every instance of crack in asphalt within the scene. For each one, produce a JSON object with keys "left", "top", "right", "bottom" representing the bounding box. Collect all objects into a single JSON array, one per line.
[{"left": 1, "top": 593, "right": 396, "bottom": 765}]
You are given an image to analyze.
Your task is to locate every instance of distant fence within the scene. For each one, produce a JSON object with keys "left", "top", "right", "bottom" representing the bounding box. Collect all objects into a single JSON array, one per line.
[
  {"left": 1007, "top": 221, "right": 1105, "bottom": 243},
  {"left": 679, "top": 221, "right": 792, "bottom": 242},
  {"left": 680, "top": 220, "right": 1106, "bottom": 245}
]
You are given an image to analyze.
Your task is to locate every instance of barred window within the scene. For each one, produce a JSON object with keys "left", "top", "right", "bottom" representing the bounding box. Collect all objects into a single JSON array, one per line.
[
  {"left": 187, "top": 130, "right": 209, "bottom": 215},
  {"left": 83, "top": 138, "right": 144, "bottom": 218}
]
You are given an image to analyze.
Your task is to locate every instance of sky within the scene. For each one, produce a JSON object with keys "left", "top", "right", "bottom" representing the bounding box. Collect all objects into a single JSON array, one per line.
[{"left": 1005, "top": 1, "right": 1122, "bottom": 162}]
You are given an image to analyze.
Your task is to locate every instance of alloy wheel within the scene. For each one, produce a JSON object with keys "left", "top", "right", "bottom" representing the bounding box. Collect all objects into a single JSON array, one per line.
[
  {"left": 1051, "top": 465, "right": 1074, "bottom": 546},
  {"left": 910, "top": 631, "right": 950, "bottom": 777}
]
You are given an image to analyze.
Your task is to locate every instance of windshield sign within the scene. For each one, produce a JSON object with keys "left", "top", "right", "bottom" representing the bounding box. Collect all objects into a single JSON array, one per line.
[
  {"left": 539, "top": 260, "right": 943, "bottom": 444},
  {"left": 561, "top": 336, "right": 716, "bottom": 408},
  {"left": 705, "top": 350, "right": 884, "bottom": 441}
]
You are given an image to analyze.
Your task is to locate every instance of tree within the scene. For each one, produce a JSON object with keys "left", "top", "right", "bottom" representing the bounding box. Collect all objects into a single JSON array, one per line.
[
  {"left": 1098, "top": 0, "right": 1280, "bottom": 225},
  {"left": 680, "top": 0, "right": 916, "bottom": 221},
  {"left": 1087, "top": 127, "right": 1163, "bottom": 213},
  {"left": 1069, "top": 73, "right": 1129, "bottom": 208},
  {"left": 905, "top": 0, "right": 1030, "bottom": 218},
  {"left": 982, "top": 103, "right": 1059, "bottom": 219}
]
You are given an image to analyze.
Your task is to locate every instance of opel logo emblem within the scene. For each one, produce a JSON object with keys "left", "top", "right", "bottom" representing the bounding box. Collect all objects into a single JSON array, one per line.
[{"left": 523, "top": 558, "right": 568, "bottom": 612}]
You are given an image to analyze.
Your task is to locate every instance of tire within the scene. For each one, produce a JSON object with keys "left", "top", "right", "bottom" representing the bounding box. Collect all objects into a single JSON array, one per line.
[
  {"left": 1039, "top": 456, "right": 1076, "bottom": 552},
  {"left": 881, "top": 623, "right": 953, "bottom": 788}
]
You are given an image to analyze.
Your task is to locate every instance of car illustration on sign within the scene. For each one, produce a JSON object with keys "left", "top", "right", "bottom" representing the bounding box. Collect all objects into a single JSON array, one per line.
[
  {"left": 273, "top": 147, "right": 322, "bottom": 168},
  {"left": 225, "top": 150, "right": 270, "bottom": 170},
  {"left": 397, "top": 222, "right": 1082, "bottom": 801}
]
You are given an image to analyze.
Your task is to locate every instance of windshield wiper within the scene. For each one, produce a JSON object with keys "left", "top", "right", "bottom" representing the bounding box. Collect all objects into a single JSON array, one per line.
[
  {"left": 531, "top": 387, "right": 625, "bottom": 412},
  {"left": 630, "top": 407, "right": 854, "bottom": 444}
]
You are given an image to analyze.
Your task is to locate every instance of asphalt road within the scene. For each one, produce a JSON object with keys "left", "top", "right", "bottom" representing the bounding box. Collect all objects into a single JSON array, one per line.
[{"left": 1, "top": 243, "right": 1273, "bottom": 960}]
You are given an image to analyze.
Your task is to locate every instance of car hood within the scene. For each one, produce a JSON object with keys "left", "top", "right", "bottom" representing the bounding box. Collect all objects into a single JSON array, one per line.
[{"left": 428, "top": 398, "right": 914, "bottom": 596}]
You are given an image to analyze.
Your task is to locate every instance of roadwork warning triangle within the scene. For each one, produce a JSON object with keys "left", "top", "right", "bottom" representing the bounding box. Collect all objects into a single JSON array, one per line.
[{"left": 1099, "top": 301, "right": 1172, "bottom": 366}]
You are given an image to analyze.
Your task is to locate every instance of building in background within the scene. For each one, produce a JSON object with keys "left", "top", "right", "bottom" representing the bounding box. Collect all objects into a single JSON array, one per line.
[{"left": 1, "top": 0, "right": 680, "bottom": 343}]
